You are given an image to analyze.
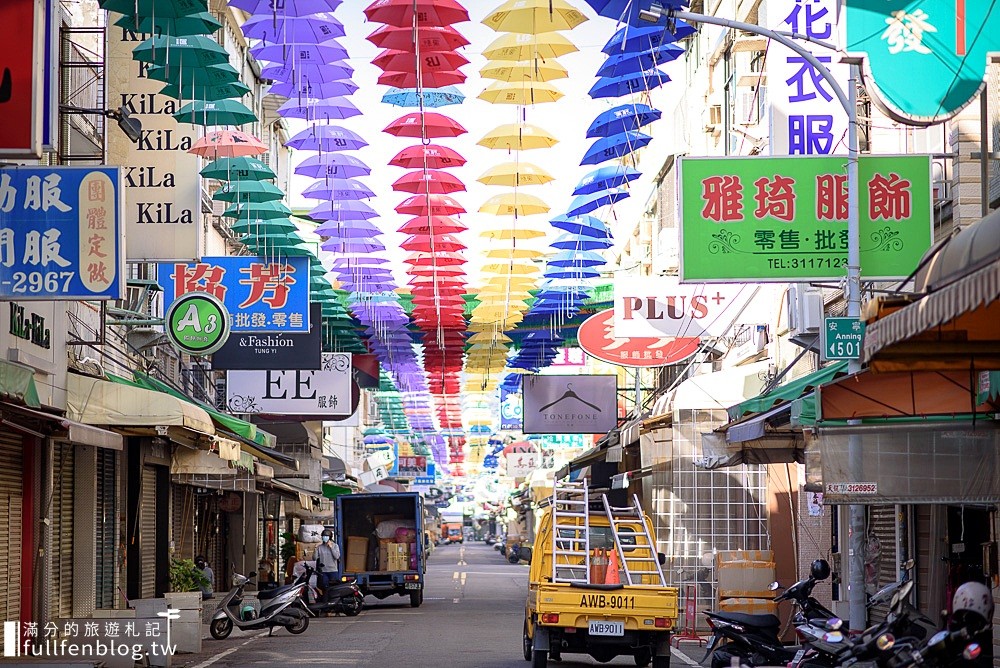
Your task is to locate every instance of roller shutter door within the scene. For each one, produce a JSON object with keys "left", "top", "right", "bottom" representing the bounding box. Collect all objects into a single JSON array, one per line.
[
  {"left": 868, "top": 505, "right": 902, "bottom": 623},
  {"left": 51, "top": 443, "right": 74, "bottom": 619},
  {"left": 95, "top": 449, "right": 116, "bottom": 609},
  {"left": 140, "top": 466, "right": 157, "bottom": 598},
  {"left": 0, "top": 430, "right": 23, "bottom": 623}
]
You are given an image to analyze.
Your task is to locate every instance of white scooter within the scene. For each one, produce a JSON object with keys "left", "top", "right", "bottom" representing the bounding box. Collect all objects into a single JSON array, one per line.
[{"left": 209, "top": 572, "right": 310, "bottom": 639}]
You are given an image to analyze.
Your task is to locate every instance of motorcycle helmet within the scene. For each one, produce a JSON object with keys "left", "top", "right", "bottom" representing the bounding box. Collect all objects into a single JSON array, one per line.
[
  {"left": 321, "top": 529, "right": 334, "bottom": 542},
  {"left": 810, "top": 559, "right": 831, "bottom": 581},
  {"left": 241, "top": 604, "right": 257, "bottom": 621},
  {"left": 951, "top": 581, "right": 994, "bottom": 631}
]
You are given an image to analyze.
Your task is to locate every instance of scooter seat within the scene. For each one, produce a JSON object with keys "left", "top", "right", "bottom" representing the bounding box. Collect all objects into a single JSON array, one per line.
[
  {"left": 708, "top": 611, "right": 781, "bottom": 628},
  {"left": 258, "top": 584, "right": 296, "bottom": 600}
]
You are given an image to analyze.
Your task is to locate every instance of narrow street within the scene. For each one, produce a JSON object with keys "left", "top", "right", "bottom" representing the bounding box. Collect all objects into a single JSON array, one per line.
[{"left": 177, "top": 543, "right": 702, "bottom": 668}]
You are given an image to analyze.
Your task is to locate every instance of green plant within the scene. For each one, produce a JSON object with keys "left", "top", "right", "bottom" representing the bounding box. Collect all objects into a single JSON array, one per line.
[{"left": 169, "top": 558, "right": 210, "bottom": 593}]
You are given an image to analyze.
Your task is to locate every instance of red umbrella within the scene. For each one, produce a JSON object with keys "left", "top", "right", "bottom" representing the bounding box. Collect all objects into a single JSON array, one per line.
[
  {"left": 401, "top": 234, "right": 466, "bottom": 252},
  {"left": 409, "top": 266, "right": 467, "bottom": 278},
  {"left": 390, "top": 144, "right": 466, "bottom": 169},
  {"left": 378, "top": 70, "right": 466, "bottom": 88},
  {"left": 364, "top": 0, "right": 470, "bottom": 27},
  {"left": 395, "top": 194, "right": 466, "bottom": 216},
  {"left": 373, "top": 49, "right": 470, "bottom": 73},
  {"left": 411, "top": 294, "right": 466, "bottom": 305},
  {"left": 367, "top": 25, "right": 470, "bottom": 52},
  {"left": 384, "top": 112, "right": 467, "bottom": 139},
  {"left": 392, "top": 170, "right": 466, "bottom": 194},
  {"left": 398, "top": 216, "right": 467, "bottom": 234},
  {"left": 409, "top": 274, "right": 466, "bottom": 287},
  {"left": 404, "top": 251, "right": 466, "bottom": 266}
]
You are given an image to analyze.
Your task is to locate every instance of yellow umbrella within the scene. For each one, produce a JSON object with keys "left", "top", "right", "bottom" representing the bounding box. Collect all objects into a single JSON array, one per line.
[
  {"left": 467, "top": 331, "right": 512, "bottom": 344},
  {"left": 480, "top": 59, "right": 569, "bottom": 83},
  {"left": 477, "top": 162, "right": 555, "bottom": 187},
  {"left": 479, "top": 81, "right": 564, "bottom": 105},
  {"left": 480, "top": 192, "right": 551, "bottom": 216},
  {"left": 484, "top": 247, "right": 545, "bottom": 259},
  {"left": 482, "top": 0, "right": 588, "bottom": 34},
  {"left": 483, "top": 31, "right": 579, "bottom": 60},
  {"left": 478, "top": 123, "right": 559, "bottom": 150},
  {"left": 482, "top": 261, "right": 539, "bottom": 275},
  {"left": 480, "top": 228, "right": 548, "bottom": 241}
]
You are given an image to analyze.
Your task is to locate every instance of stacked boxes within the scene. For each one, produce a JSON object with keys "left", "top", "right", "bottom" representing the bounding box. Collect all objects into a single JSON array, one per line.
[
  {"left": 387, "top": 543, "right": 409, "bottom": 571},
  {"left": 345, "top": 536, "right": 369, "bottom": 572},
  {"left": 716, "top": 550, "right": 778, "bottom": 616}
]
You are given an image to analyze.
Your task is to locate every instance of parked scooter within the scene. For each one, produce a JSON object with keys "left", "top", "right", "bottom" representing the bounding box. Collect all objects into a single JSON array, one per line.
[
  {"left": 297, "top": 564, "right": 364, "bottom": 617},
  {"left": 209, "top": 571, "right": 309, "bottom": 639}
]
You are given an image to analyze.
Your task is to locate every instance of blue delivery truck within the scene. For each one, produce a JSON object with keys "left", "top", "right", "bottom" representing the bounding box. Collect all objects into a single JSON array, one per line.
[{"left": 336, "top": 492, "right": 426, "bottom": 607}]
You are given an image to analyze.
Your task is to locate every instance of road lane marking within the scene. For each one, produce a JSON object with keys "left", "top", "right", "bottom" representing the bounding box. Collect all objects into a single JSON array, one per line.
[
  {"left": 671, "top": 647, "right": 701, "bottom": 666},
  {"left": 189, "top": 632, "right": 264, "bottom": 668},
  {"left": 457, "top": 545, "right": 467, "bottom": 565},
  {"left": 460, "top": 572, "right": 467, "bottom": 585}
]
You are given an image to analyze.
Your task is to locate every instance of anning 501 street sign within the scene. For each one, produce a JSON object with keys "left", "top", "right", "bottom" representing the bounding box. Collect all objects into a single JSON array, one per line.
[{"left": 679, "top": 155, "right": 933, "bottom": 282}]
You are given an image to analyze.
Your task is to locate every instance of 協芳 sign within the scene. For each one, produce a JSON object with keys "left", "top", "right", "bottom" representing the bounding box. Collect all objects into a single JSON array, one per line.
[{"left": 679, "top": 155, "right": 933, "bottom": 282}]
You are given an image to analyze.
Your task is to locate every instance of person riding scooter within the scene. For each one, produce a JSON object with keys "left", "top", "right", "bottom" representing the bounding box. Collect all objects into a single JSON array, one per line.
[{"left": 313, "top": 529, "right": 341, "bottom": 601}]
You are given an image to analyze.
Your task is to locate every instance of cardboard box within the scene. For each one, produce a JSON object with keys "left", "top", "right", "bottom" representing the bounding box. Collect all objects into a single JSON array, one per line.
[
  {"left": 717, "top": 560, "right": 777, "bottom": 599},
  {"left": 719, "top": 597, "right": 778, "bottom": 616},
  {"left": 345, "top": 536, "right": 368, "bottom": 572}
]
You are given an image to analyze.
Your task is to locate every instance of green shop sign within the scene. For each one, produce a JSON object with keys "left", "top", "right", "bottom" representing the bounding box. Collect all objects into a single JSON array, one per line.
[
  {"left": 846, "top": 0, "right": 1000, "bottom": 125},
  {"left": 165, "top": 291, "right": 231, "bottom": 356},
  {"left": 678, "top": 155, "right": 933, "bottom": 282}
]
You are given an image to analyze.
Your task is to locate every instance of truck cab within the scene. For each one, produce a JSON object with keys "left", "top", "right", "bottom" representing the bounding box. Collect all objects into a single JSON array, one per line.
[{"left": 524, "top": 482, "right": 679, "bottom": 668}]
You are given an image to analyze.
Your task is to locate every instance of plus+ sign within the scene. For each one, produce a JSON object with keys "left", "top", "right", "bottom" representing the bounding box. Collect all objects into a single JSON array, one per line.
[{"left": 712, "top": 292, "right": 726, "bottom": 305}]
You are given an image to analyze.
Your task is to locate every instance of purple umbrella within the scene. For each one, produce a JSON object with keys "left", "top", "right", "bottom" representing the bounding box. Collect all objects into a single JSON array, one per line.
[
  {"left": 331, "top": 256, "right": 388, "bottom": 266},
  {"left": 261, "top": 62, "right": 355, "bottom": 84},
  {"left": 309, "top": 200, "right": 379, "bottom": 221},
  {"left": 315, "top": 224, "right": 382, "bottom": 239},
  {"left": 267, "top": 79, "right": 359, "bottom": 99},
  {"left": 302, "top": 178, "right": 375, "bottom": 200},
  {"left": 295, "top": 153, "right": 371, "bottom": 178},
  {"left": 251, "top": 42, "right": 349, "bottom": 63},
  {"left": 288, "top": 125, "right": 367, "bottom": 151},
  {"left": 241, "top": 14, "right": 345, "bottom": 42},
  {"left": 321, "top": 239, "right": 387, "bottom": 253},
  {"left": 277, "top": 96, "right": 360, "bottom": 121},
  {"left": 229, "top": 0, "right": 343, "bottom": 15}
]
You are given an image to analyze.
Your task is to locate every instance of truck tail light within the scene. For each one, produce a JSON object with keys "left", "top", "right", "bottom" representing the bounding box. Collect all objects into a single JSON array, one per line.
[
  {"left": 655, "top": 618, "right": 672, "bottom": 628},
  {"left": 541, "top": 613, "right": 560, "bottom": 624},
  {"left": 404, "top": 575, "right": 420, "bottom": 582}
]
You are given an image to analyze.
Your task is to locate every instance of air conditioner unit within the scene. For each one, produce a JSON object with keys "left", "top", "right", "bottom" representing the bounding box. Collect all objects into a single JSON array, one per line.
[{"left": 787, "top": 283, "right": 824, "bottom": 348}]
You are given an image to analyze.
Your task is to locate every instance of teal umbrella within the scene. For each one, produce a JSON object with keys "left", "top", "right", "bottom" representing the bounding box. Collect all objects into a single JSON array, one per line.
[
  {"left": 243, "top": 237, "right": 315, "bottom": 256},
  {"left": 213, "top": 181, "right": 284, "bottom": 204},
  {"left": 222, "top": 201, "right": 293, "bottom": 221},
  {"left": 133, "top": 36, "right": 229, "bottom": 68},
  {"left": 147, "top": 63, "right": 240, "bottom": 86},
  {"left": 160, "top": 79, "right": 250, "bottom": 101},
  {"left": 100, "top": 0, "right": 207, "bottom": 18},
  {"left": 113, "top": 11, "right": 221, "bottom": 36},
  {"left": 201, "top": 157, "right": 276, "bottom": 181},
  {"left": 174, "top": 99, "right": 257, "bottom": 126},
  {"left": 228, "top": 218, "right": 298, "bottom": 234}
]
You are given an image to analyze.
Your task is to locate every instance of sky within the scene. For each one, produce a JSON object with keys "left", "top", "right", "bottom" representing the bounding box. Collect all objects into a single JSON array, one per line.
[{"left": 280, "top": 1, "right": 686, "bottom": 288}]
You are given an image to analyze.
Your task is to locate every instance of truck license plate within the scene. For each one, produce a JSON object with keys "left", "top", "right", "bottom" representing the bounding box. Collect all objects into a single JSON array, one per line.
[
  {"left": 404, "top": 583, "right": 421, "bottom": 590},
  {"left": 589, "top": 620, "right": 624, "bottom": 636}
]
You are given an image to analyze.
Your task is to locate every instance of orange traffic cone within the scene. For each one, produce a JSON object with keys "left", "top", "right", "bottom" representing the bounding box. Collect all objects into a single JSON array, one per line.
[{"left": 605, "top": 547, "right": 621, "bottom": 585}]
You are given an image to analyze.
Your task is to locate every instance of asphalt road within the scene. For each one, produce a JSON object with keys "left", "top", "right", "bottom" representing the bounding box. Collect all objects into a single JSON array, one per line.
[{"left": 177, "top": 542, "right": 705, "bottom": 668}]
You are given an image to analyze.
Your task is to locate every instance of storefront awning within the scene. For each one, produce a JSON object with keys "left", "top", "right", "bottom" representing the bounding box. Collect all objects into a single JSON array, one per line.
[
  {"left": 0, "top": 360, "right": 41, "bottom": 408},
  {"left": 0, "top": 403, "right": 123, "bottom": 450},
  {"left": 171, "top": 447, "right": 234, "bottom": 476},
  {"left": 266, "top": 479, "right": 323, "bottom": 508},
  {"left": 701, "top": 401, "right": 804, "bottom": 468},
  {"left": 729, "top": 362, "right": 848, "bottom": 421},
  {"left": 240, "top": 441, "right": 299, "bottom": 469}
]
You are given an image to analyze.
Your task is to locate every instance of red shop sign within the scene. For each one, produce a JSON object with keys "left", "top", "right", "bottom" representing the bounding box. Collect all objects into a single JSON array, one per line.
[{"left": 577, "top": 309, "right": 701, "bottom": 368}]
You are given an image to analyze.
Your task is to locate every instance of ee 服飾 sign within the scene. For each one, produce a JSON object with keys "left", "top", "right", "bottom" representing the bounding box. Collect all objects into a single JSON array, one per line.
[
  {"left": 226, "top": 353, "right": 352, "bottom": 416},
  {"left": 0, "top": 167, "right": 123, "bottom": 300},
  {"left": 823, "top": 317, "right": 866, "bottom": 360},
  {"left": 679, "top": 155, "right": 932, "bottom": 282},
  {"left": 158, "top": 256, "right": 310, "bottom": 333}
]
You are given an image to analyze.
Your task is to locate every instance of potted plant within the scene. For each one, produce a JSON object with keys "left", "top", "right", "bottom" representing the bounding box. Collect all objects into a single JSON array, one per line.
[{"left": 165, "top": 558, "right": 209, "bottom": 654}]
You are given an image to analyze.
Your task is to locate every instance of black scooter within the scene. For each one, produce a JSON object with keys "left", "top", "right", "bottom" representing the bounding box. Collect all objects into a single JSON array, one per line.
[{"left": 297, "top": 564, "right": 364, "bottom": 617}]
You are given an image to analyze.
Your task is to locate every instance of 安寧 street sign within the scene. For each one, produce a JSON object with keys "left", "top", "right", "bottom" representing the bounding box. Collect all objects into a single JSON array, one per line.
[
  {"left": 165, "top": 291, "right": 231, "bottom": 356},
  {"left": 823, "top": 317, "right": 866, "bottom": 360}
]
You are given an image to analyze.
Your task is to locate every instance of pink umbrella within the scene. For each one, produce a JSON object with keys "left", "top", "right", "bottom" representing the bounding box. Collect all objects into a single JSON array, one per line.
[
  {"left": 366, "top": 25, "right": 470, "bottom": 52},
  {"left": 188, "top": 130, "right": 267, "bottom": 158},
  {"left": 389, "top": 144, "right": 466, "bottom": 169},
  {"left": 392, "top": 170, "right": 466, "bottom": 194},
  {"left": 395, "top": 194, "right": 466, "bottom": 216},
  {"left": 364, "top": 0, "right": 470, "bottom": 27},
  {"left": 383, "top": 112, "right": 467, "bottom": 139},
  {"left": 373, "top": 49, "right": 470, "bottom": 73},
  {"left": 378, "top": 70, "right": 466, "bottom": 88}
]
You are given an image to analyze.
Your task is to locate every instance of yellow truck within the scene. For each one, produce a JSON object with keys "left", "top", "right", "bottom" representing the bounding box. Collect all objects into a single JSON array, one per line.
[{"left": 523, "top": 482, "right": 679, "bottom": 668}]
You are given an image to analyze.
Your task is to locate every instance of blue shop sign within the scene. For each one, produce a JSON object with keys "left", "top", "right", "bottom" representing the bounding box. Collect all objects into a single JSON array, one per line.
[{"left": 0, "top": 167, "right": 123, "bottom": 300}]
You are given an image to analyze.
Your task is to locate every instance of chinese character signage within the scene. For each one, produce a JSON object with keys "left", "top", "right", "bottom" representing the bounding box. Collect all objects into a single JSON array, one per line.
[
  {"left": 226, "top": 353, "right": 353, "bottom": 416},
  {"left": 769, "top": 0, "right": 850, "bottom": 155},
  {"left": 212, "top": 303, "right": 322, "bottom": 370},
  {"left": 613, "top": 277, "right": 755, "bottom": 338},
  {"left": 679, "top": 155, "right": 933, "bottom": 282},
  {"left": 522, "top": 375, "right": 618, "bottom": 435},
  {"left": 0, "top": 167, "right": 123, "bottom": 300},
  {"left": 847, "top": 0, "right": 1000, "bottom": 125},
  {"left": 0, "top": 0, "right": 44, "bottom": 158},
  {"left": 391, "top": 456, "right": 428, "bottom": 479},
  {"left": 499, "top": 386, "right": 523, "bottom": 431},
  {"left": 106, "top": 13, "right": 202, "bottom": 260},
  {"left": 578, "top": 309, "right": 702, "bottom": 368},
  {"left": 158, "top": 256, "right": 310, "bottom": 332}
]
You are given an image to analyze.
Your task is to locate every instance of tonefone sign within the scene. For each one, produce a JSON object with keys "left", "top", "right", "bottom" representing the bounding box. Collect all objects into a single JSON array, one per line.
[
  {"left": 613, "top": 277, "right": 754, "bottom": 339},
  {"left": 226, "top": 353, "right": 352, "bottom": 416}
]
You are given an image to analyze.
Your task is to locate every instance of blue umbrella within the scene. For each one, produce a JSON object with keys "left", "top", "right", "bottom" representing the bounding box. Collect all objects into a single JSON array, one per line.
[
  {"left": 552, "top": 232, "right": 613, "bottom": 250},
  {"left": 302, "top": 178, "right": 375, "bottom": 200},
  {"left": 251, "top": 42, "right": 349, "bottom": 63},
  {"left": 550, "top": 214, "right": 611, "bottom": 238},
  {"left": 581, "top": 131, "right": 652, "bottom": 165},
  {"left": 277, "top": 96, "right": 360, "bottom": 121},
  {"left": 241, "top": 14, "right": 345, "bottom": 42},
  {"left": 547, "top": 250, "right": 607, "bottom": 268},
  {"left": 587, "top": 103, "right": 662, "bottom": 138},
  {"left": 544, "top": 266, "right": 602, "bottom": 279},
  {"left": 261, "top": 62, "right": 355, "bottom": 84},
  {"left": 295, "top": 153, "right": 371, "bottom": 178},
  {"left": 589, "top": 69, "right": 670, "bottom": 99},
  {"left": 574, "top": 165, "right": 642, "bottom": 195},
  {"left": 287, "top": 125, "right": 368, "bottom": 151},
  {"left": 382, "top": 86, "right": 466, "bottom": 108},
  {"left": 565, "top": 188, "right": 631, "bottom": 216},
  {"left": 584, "top": 0, "right": 689, "bottom": 25},
  {"left": 597, "top": 45, "right": 684, "bottom": 78},
  {"left": 268, "top": 79, "right": 359, "bottom": 99},
  {"left": 603, "top": 23, "right": 697, "bottom": 55}
]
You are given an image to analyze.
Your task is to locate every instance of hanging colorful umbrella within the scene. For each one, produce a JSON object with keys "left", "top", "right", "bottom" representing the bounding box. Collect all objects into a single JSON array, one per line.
[
  {"left": 364, "top": 0, "right": 470, "bottom": 27},
  {"left": 589, "top": 69, "right": 671, "bottom": 99},
  {"left": 276, "top": 97, "right": 360, "bottom": 121},
  {"left": 392, "top": 170, "right": 466, "bottom": 194},
  {"left": 222, "top": 201, "right": 293, "bottom": 220},
  {"left": 583, "top": 0, "right": 690, "bottom": 25},
  {"left": 397, "top": 216, "right": 467, "bottom": 235},
  {"left": 549, "top": 214, "right": 611, "bottom": 237},
  {"left": 267, "top": 79, "right": 359, "bottom": 99},
  {"left": 230, "top": 0, "right": 342, "bottom": 13},
  {"left": 587, "top": 103, "right": 662, "bottom": 138},
  {"left": 159, "top": 79, "right": 250, "bottom": 101},
  {"left": 404, "top": 252, "right": 467, "bottom": 267},
  {"left": 581, "top": 131, "right": 653, "bottom": 165},
  {"left": 479, "top": 228, "right": 547, "bottom": 241},
  {"left": 476, "top": 162, "right": 554, "bottom": 187},
  {"left": 381, "top": 86, "right": 465, "bottom": 107},
  {"left": 395, "top": 195, "right": 466, "bottom": 217},
  {"left": 482, "top": 0, "right": 588, "bottom": 33},
  {"left": 229, "top": 218, "right": 299, "bottom": 235},
  {"left": 321, "top": 239, "right": 387, "bottom": 253},
  {"left": 295, "top": 153, "right": 372, "bottom": 178},
  {"left": 597, "top": 45, "right": 684, "bottom": 78},
  {"left": 99, "top": 0, "right": 204, "bottom": 17},
  {"left": 251, "top": 42, "right": 349, "bottom": 63},
  {"left": 479, "top": 59, "right": 569, "bottom": 82},
  {"left": 483, "top": 247, "right": 546, "bottom": 260},
  {"left": 389, "top": 144, "right": 466, "bottom": 169},
  {"left": 241, "top": 14, "right": 345, "bottom": 42},
  {"left": 212, "top": 181, "right": 284, "bottom": 203},
  {"left": 373, "top": 49, "right": 470, "bottom": 73},
  {"left": 383, "top": 112, "right": 467, "bottom": 139},
  {"left": 146, "top": 63, "right": 239, "bottom": 86},
  {"left": 287, "top": 125, "right": 368, "bottom": 151},
  {"left": 551, "top": 232, "right": 613, "bottom": 250},
  {"left": 309, "top": 200, "right": 379, "bottom": 221},
  {"left": 478, "top": 123, "right": 558, "bottom": 150},
  {"left": 602, "top": 23, "right": 696, "bottom": 56},
  {"left": 260, "top": 62, "right": 355, "bottom": 84},
  {"left": 301, "top": 179, "right": 376, "bottom": 200},
  {"left": 573, "top": 165, "right": 642, "bottom": 195},
  {"left": 188, "top": 129, "right": 267, "bottom": 158},
  {"left": 201, "top": 156, "right": 275, "bottom": 181},
  {"left": 547, "top": 249, "right": 607, "bottom": 267},
  {"left": 477, "top": 81, "right": 563, "bottom": 105},
  {"left": 113, "top": 11, "right": 222, "bottom": 36},
  {"left": 479, "top": 192, "right": 550, "bottom": 217},
  {"left": 401, "top": 234, "right": 466, "bottom": 252},
  {"left": 377, "top": 70, "right": 466, "bottom": 89},
  {"left": 133, "top": 35, "right": 229, "bottom": 67},
  {"left": 315, "top": 220, "right": 383, "bottom": 236},
  {"left": 482, "top": 32, "right": 578, "bottom": 61},
  {"left": 173, "top": 99, "right": 257, "bottom": 126},
  {"left": 366, "top": 25, "right": 470, "bottom": 52}
]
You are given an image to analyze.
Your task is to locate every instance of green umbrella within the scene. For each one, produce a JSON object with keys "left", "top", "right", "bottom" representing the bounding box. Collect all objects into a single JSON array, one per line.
[
  {"left": 201, "top": 157, "right": 276, "bottom": 181},
  {"left": 100, "top": 0, "right": 207, "bottom": 18},
  {"left": 113, "top": 11, "right": 221, "bottom": 36},
  {"left": 174, "top": 99, "right": 257, "bottom": 126},
  {"left": 222, "top": 201, "right": 292, "bottom": 221},
  {"left": 243, "top": 234, "right": 315, "bottom": 253},
  {"left": 160, "top": 79, "right": 250, "bottom": 101},
  {"left": 133, "top": 35, "right": 229, "bottom": 68},
  {"left": 147, "top": 63, "right": 240, "bottom": 86},
  {"left": 229, "top": 218, "right": 298, "bottom": 234},
  {"left": 213, "top": 181, "right": 284, "bottom": 204}
]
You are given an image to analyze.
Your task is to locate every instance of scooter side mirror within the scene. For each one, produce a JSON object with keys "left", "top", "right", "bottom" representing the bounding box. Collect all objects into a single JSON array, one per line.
[{"left": 768, "top": 581, "right": 781, "bottom": 591}]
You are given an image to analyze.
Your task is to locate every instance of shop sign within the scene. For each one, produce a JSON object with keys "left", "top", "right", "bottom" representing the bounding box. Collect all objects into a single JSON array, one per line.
[
  {"left": 768, "top": 0, "right": 849, "bottom": 155},
  {"left": 825, "top": 482, "right": 878, "bottom": 495},
  {"left": 106, "top": 13, "right": 201, "bottom": 260},
  {"left": 679, "top": 155, "right": 933, "bottom": 282},
  {"left": 0, "top": 0, "right": 45, "bottom": 158},
  {"left": 164, "top": 292, "right": 231, "bottom": 356},
  {"left": 8, "top": 302, "right": 51, "bottom": 350},
  {"left": 578, "top": 309, "right": 701, "bottom": 368},
  {"left": 613, "top": 277, "right": 754, "bottom": 339},
  {"left": 846, "top": 0, "right": 1000, "bottom": 125},
  {"left": 391, "top": 455, "right": 428, "bottom": 479},
  {"left": 0, "top": 167, "right": 123, "bottom": 300},
  {"left": 226, "top": 352, "right": 353, "bottom": 416},
  {"left": 212, "top": 303, "right": 322, "bottom": 370},
  {"left": 158, "top": 256, "right": 310, "bottom": 333},
  {"left": 823, "top": 317, "right": 865, "bottom": 360},
  {"left": 506, "top": 451, "right": 538, "bottom": 478},
  {"left": 499, "top": 386, "right": 522, "bottom": 431},
  {"left": 522, "top": 375, "right": 618, "bottom": 435}
]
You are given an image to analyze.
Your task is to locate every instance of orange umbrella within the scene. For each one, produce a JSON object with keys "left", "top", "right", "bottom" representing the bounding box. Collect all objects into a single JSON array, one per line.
[{"left": 188, "top": 129, "right": 266, "bottom": 158}]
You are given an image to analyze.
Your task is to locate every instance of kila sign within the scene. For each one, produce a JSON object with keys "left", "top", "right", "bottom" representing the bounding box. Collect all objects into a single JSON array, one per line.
[
  {"left": 164, "top": 291, "right": 230, "bottom": 356},
  {"left": 578, "top": 309, "right": 701, "bottom": 368},
  {"left": 522, "top": 375, "right": 618, "bottom": 435}
]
